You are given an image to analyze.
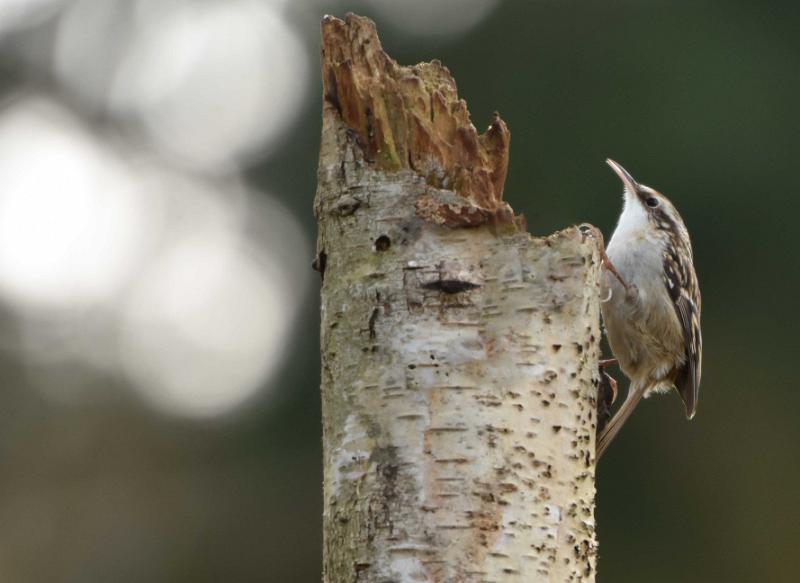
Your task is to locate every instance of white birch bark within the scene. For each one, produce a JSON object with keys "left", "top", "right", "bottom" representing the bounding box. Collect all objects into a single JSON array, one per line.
[{"left": 317, "top": 14, "right": 602, "bottom": 583}]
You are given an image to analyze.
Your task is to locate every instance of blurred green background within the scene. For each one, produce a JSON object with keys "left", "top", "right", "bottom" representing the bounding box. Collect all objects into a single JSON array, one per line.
[{"left": 0, "top": 0, "right": 795, "bottom": 581}]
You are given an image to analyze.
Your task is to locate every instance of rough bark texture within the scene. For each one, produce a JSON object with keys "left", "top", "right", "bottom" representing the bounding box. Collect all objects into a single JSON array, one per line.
[{"left": 317, "top": 14, "right": 601, "bottom": 582}]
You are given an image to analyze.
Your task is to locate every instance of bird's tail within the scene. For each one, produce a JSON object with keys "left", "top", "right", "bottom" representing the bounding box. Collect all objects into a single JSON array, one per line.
[{"left": 596, "top": 382, "right": 645, "bottom": 460}]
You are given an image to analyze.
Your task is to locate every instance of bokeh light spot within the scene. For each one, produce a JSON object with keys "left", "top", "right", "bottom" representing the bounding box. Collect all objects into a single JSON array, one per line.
[
  {"left": 0, "top": 0, "right": 66, "bottom": 37},
  {"left": 109, "top": 0, "right": 310, "bottom": 170},
  {"left": 0, "top": 98, "right": 151, "bottom": 310},
  {"left": 362, "top": 0, "right": 500, "bottom": 38},
  {"left": 120, "top": 189, "right": 310, "bottom": 418}
]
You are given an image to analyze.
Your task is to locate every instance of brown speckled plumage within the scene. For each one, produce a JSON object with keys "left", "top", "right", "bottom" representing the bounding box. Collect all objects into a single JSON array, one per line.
[{"left": 597, "top": 160, "right": 702, "bottom": 458}]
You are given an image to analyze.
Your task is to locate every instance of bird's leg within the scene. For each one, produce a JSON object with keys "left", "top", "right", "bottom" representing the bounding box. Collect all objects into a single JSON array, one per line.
[
  {"left": 600, "top": 369, "right": 618, "bottom": 403},
  {"left": 596, "top": 359, "right": 620, "bottom": 437},
  {"left": 578, "top": 224, "right": 632, "bottom": 293},
  {"left": 596, "top": 368, "right": 619, "bottom": 437},
  {"left": 598, "top": 358, "right": 619, "bottom": 403},
  {"left": 599, "top": 249, "right": 633, "bottom": 294},
  {"left": 596, "top": 384, "right": 646, "bottom": 459}
]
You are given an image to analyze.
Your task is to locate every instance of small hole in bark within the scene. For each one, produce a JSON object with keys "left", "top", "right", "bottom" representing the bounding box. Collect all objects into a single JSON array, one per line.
[
  {"left": 422, "top": 279, "right": 480, "bottom": 294},
  {"left": 368, "top": 308, "right": 378, "bottom": 339},
  {"left": 375, "top": 235, "right": 391, "bottom": 252},
  {"left": 324, "top": 69, "right": 341, "bottom": 115},
  {"left": 312, "top": 251, "right": 327, "bottom": 280},
  {"left": 365, "top": 106, "right": 374, "bottom": 139}
]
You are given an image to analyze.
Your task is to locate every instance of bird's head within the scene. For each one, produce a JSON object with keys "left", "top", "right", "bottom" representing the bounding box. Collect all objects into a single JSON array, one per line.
[{"left": 606, "top": 158, "right": 687, "bottom": 237}]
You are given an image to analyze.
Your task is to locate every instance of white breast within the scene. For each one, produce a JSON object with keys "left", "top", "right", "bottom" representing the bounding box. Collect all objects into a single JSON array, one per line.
[{"left": 601, "top": 190, "right": 683, "bottom": 387}]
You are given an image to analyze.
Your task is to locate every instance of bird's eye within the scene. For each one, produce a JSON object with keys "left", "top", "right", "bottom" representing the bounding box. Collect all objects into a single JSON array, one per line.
[{"left": 645, "top": 197, "right": 659, "bottom": 208}]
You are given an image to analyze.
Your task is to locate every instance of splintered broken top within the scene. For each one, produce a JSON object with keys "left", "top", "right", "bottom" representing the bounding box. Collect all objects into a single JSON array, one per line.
[{"left": 320, "top": 14, "right": 517, "bottom": 228}]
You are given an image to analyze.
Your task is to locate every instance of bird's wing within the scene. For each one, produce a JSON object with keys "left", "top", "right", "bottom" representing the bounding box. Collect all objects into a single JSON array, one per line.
[
  {"left": 674, "top": 292, "right": 702, "bottom": 417},
  {"left": 663, "top": 242, "right": 702, "bottom": 418}
]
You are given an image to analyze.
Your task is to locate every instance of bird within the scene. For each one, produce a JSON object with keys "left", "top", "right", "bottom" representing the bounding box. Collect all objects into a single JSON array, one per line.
[{"left": 596, "top": 159, "right": 702, "bottom": 459}]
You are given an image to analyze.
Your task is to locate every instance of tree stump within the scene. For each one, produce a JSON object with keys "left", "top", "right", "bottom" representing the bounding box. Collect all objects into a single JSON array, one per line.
[{"left": 316, "top": 14, "right": 601, "bottom": 582}]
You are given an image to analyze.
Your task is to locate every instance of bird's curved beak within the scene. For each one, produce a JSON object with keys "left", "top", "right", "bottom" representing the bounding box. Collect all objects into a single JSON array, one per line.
[{"left": 606, "top": 159, "right": 639, "bottom": 194}]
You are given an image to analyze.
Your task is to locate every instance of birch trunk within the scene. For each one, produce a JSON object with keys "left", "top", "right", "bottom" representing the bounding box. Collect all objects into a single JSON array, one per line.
[{"left": 316, "top": 14, "right": 602, "bottom": 582}]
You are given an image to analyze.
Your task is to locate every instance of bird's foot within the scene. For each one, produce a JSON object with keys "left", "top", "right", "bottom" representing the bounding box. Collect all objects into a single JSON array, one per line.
[
  {"left": 596, "top": 367, "right": 619, "bottom": 436},
  {"left": 600, "top": 251, "right": 633, "bottom": 294},
  {"left": 578, "top": 224, "right": 633, "bottom": 293}
]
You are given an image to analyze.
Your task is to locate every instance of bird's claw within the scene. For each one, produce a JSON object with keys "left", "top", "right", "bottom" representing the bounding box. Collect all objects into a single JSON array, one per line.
[
  {"left": 601, "top": 369, "right": 618, "bottom": 404},
  {"left": 581, "top": 224, "right": 632, "bottom": 294},
  {"left": 596, "top": 366, "right": 619, "bottom": 437}
]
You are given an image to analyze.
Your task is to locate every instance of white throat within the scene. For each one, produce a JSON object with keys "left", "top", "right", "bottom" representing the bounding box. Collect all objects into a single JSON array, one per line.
[{"left": 611, "top": 188, "right": 648, "bottom": 242}]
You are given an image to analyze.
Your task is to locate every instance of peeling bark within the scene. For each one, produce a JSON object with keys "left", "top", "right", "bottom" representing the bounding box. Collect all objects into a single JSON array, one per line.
[{"left": 317, "top": 14, "right": 601, "bottom": 582}]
